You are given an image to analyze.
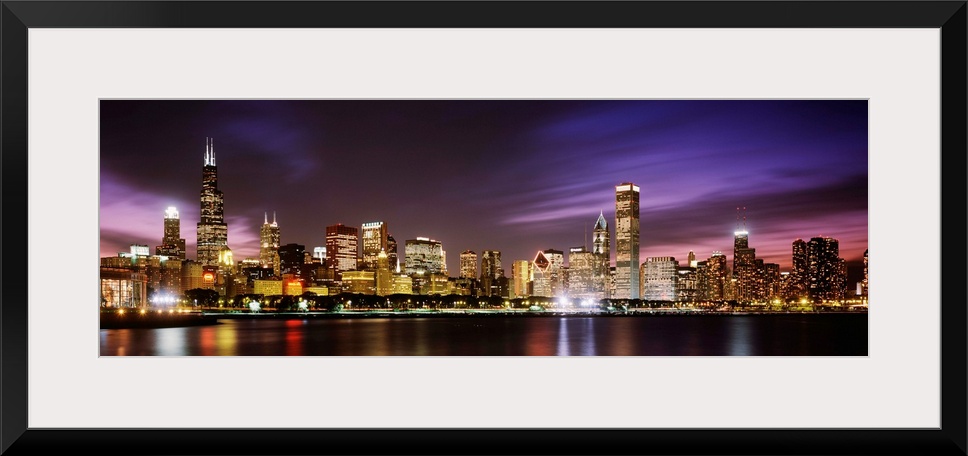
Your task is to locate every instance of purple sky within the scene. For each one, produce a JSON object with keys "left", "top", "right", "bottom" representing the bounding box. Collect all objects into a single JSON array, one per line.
[{"left": 100, "top": 100, "right": 868, "bottom": 279}]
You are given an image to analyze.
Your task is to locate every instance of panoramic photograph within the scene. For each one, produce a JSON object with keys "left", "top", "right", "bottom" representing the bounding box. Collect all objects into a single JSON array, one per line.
[{"left": 99, "top": 100, "right": 868, "bottom": 356}]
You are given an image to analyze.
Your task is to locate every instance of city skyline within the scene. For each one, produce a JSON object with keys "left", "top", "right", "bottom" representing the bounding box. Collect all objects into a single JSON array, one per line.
[{"left": 100, "top": 100, "right": 868, "bottom": 279}]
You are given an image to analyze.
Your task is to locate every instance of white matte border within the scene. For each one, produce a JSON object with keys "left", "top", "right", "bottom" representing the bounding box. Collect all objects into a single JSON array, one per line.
[{"left": 28, "top": 29, "right": 939, "bottom": 429}]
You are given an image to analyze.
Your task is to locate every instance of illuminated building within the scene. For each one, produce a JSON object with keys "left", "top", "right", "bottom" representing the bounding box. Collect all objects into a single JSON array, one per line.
[
  {"left": 862, "top": 249, "right": 869, "bottom": 299},
  {"left": 405, "top": 237, "right": 445, "bottom": 276},
  {"left": 326, "top": 223, "right": 359, "bottom": 279},
  {"left": 732, "top": 208, "right": 757, "bottom": 302},
  {"left": 787, "top": 238, "right": 809, "bottom": 300},
  {"left": 460, "top": 250, "right": 478, "bottom": 279},
  {"left": 531, "top": 250, "right": 553, "bottom": 297},
  {"left": 361, "top": 221, "right": 388, "bottom": 269},
  {"left": 479, "top": 250, "right": 504, "bottom": 297},
  {"left": 180, "top": 260, "right": 204, "bottom": 293},
  {"left": 283, "top": 279, "right": 303, "bottom": 296},
  {"left": 807, "top": 237, "right": 847, "bottom": 301},
  {"left": 421, "top": 273, "right": 451, "bottom": 295},
  {"left": 762, "top": 262, "right": 780, "bottom": 300},
  {"left": 278, "top": 243, "right": 306, "bottom": 279},
  {"left": 260, "top": 212, "right": 281, "bottom": 271},
  {"left": 386, "top": 235, "right": 399, "bottom": 272},
  {"left": 534, "top": 249, "right": 568, "bottom": 297},
  {"left": 392, "top": 274, "right": 413, "bottom": 295},
  {"left": 253, "top": 279, "right": 283, "bottom": 296},
  {"left": 512, "top": 259, "right": 532, "bottom": 298},
  {"left": 687, "top": 250, "right": 697, "bottom": 268},
  {"left": 675, "top": 266, "right": 697, "bottom": 302},
  {"left": 375, "top": 249, "right": 393, "bottom": 296},
  {"left": 342, "top": 270, "right": 376, "bottom": 294},
  {"left": 196, "top": 137, "right": 228, "bottom": 266},
  {"left": 697, "top": 252, "right": 729, "bottom": 301},
  {"left": 640, "top": 256, "right": 678, "bottom": 301},
  {"left": 567, "top": 247, "right": 597, "bottom": 299},
  {"left": 592, "top": 211, "right": 610, "bottom": 297},
  {"left": 155, "top": 206, "right": 186, "bottom": 259},
  {"left": 614, "top": 183, "right": 640, "bottom": 299},
  {"left": 99, "top": 267, "right": 148, "bottom": 308}
]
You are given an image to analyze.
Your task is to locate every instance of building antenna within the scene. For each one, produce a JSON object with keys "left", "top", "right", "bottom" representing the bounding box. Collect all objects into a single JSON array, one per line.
[
  {"left": 273, "top": 211, "right": 277, "bottom": 225},
  {"left": 264, "top": 212, "right": 268, "bottom": 224}
]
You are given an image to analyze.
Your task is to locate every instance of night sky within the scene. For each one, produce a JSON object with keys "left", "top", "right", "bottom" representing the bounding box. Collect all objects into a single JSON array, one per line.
[{"left": 99, "top": 100, "right": 868, "bottom": 279}]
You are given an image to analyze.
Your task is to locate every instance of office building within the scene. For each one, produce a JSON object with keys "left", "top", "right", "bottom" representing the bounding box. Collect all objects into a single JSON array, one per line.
[
  {"left": 155, "top": 206, "right": 186, "bottom": 259},
  {"left": 361, "top": 221, "right": 388, "bottom": 270},
  {"left": 614, "top": 183, "right": 640, "bottom": 299}
]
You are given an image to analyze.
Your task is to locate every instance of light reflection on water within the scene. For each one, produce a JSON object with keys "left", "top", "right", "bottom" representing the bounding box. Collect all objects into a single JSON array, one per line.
[
  {"left": 99, "top": 314, "right": 867, "bottom": 356},
  {"left": 727, "top": 317, "right": 754, "bottom": 356}
]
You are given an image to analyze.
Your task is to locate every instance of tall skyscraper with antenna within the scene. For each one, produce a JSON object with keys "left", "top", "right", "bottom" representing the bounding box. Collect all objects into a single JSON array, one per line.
[
  {"left": 196, "top": 137, "right": 228, "bottom": 266},
  {"left": 733, "top": 207, "right": 757, "bottom": 301},
  {"left": 260, "top": 212, "right": 281, "bottom": 272},
  {"left": 614, "top": 183, "right": 640, "bottom": 299}
]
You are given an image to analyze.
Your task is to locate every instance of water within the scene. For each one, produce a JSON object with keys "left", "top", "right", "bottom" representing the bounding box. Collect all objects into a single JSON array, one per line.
[{"left": 99, "top": 314, "right": 867, "bottom": 356}]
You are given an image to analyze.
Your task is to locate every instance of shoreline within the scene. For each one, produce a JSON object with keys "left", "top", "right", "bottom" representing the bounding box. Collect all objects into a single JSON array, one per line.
[{"left": 100, "top": 308, "right": 867, "bottom": 329}]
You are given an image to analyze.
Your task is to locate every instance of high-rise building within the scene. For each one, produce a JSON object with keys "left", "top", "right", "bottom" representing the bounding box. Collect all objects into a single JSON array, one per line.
[
  {"left": 277, "top": 243, "right": 305, "bottom": 278},
  {"left": 512, "top": 259, "right": 532, "bottom": 298},
  {"left": 675, "top": 266, "right": 698, "bottom": 302},
  {"left": 196, "top": 137, "right": 228, "bottom": 266},
  {"left": 783, "top": 238, "right": 810, "bottom": 300},
  {"left": 592, "top": 211, "right": 610, "bottom": 298},
  {"left": 614, "top": 183, "right": 640, "bottom": 299},
  {"left": 567, "top": 246, "right": 597, "bottom": 299},
  {"left": 155, "top": 206, "right": 186, "bottom": 259},
  {"left": 732, "top": 208, "right": 758, "bottom": 302},
  {"left": 387, "top": 235, "right": 399, "bottom": 272},
  {"left": 405, "top": 237, "right": 445, "bottom": 276},
  {"left": 375, "top": 249, "right": 393, "bottom": 296},
  {"left": 687, "top": 250, "right": 697, "bottom": 268},
  {"left": 326, "top": 224, "right": 359, "bottom": 280},
  {"left": 361, "top": 221, "right": 388, "bottom": 270},
  {"left": 260, "top": 212, "right": 281, "bottom": 271},
  {"left": 459, "top": 250, "right": 478, "bottom": 279},
  {"left": 807, "top": 236, "right": 847, "bottom": 302},
  {"left": 697, "top": 252, "right": 729, "bottom": 301},
  {"left": 479, "top": 250, "right": 504, "bottom": 297},
  {"left": 640, "top": 256, "right": 678, "bottom": 301}
]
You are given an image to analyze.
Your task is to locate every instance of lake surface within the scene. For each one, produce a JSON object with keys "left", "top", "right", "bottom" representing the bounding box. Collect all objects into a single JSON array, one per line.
[{"left": 99, "top": 314, "right": 867, "bottom": 356}]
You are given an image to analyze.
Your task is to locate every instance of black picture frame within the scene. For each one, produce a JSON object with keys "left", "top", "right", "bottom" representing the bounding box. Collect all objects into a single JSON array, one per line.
[{"left": 2, "top": 1, "right": 965, "bottom": 455}]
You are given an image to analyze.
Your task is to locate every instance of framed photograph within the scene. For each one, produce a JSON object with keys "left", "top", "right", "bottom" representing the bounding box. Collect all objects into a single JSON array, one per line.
[{"left": 2, "top": 1, "right": 965, "bottom": 454}]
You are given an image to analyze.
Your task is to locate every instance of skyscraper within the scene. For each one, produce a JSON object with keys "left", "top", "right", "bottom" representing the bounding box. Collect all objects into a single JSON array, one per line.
[
  {"left": 260, "top": 212, "right": 281, "bottom": 271},
  {"left": 361, "top": 221, "right": 388, "bottom": 270},
  {"left": 404, "top": 237, "right": 445, "bottom": 275},
  {"left": 155, "top": 206, "right": 186, "bottom": 259},
  {"left": 733, "top": 209, "right": 757, "bottom": 302},
  {"left": 807, "top": 236, "right": 847, "bottom": 302},
  {"left": 325, "top": 223, "right": 359, "bottom": 279},
  {"left": 459, "top": 250, "right": 478, "bottom": 279},
  {"left": 567, "top": 246, "right": 596, "bottom": 299},
  {"left": 512, "top": 259, "right": 532, "bottom": 298},
  {"left": 386, "top": 235, "right": 399, "bottom": 272},
  {"left": 640, "top": 256, "right": 678, "bottom": 301},
  {"left": 614, "top": 183, "right": 640, "bottom": 299},
  {"left": 196, "top": 137, "right": 228, "bottom": 266},
  {"left": 479, "top": 250, "right": 503, "bottom": 297},
  {"left": 592, "top": 211, "right": 610, "bottom": 298}
]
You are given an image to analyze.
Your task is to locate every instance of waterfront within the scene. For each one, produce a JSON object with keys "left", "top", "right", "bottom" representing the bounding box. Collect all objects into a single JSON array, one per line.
[{"left": 99, "top": 313, "right": 867, "bottom": 356}]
